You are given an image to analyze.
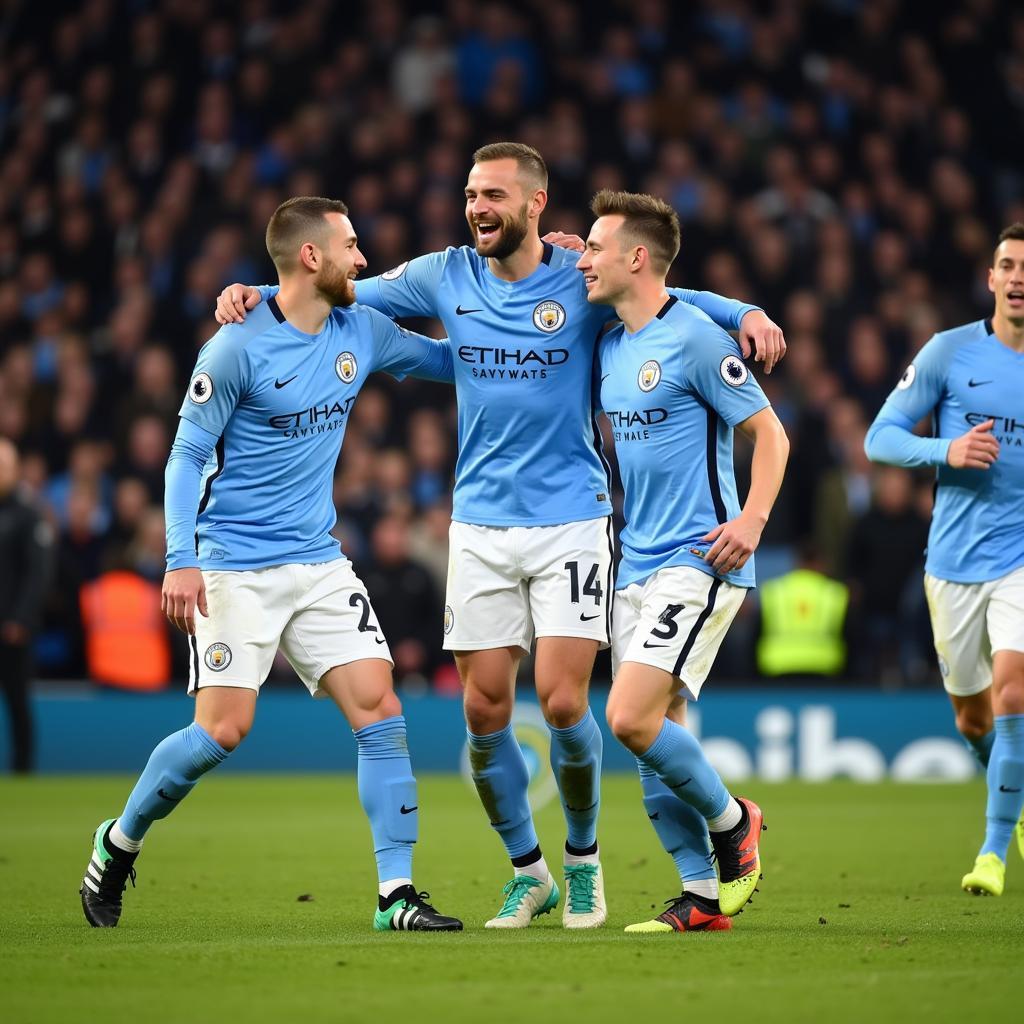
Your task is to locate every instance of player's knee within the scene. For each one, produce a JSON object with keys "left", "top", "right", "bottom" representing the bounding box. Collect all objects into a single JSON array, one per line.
[
  {"left": 995, "top": 674, "right": 1024, "bottom": 715},
  {"left": 955, "top": 707, "right": 992, "bottom": 740},
  {"left": 540, "top": 686, "right": 588, "bottom": 729},
  {"left": 606, "top": 705, "right": 649, "bottom": 754},
  {"left": 204, "top": 717, "right": 250, "bottom": 751},
  {"left": 463, "top": 686, "right": 512, "bottom": 734}
]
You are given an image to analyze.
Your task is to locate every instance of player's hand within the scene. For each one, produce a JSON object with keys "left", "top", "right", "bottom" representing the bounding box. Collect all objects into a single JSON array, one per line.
[
  {"left": 162, "top": 568, "right": 209, "bottom": 635},
  {"left": 542, "top": 231, "right": 585, "bottom": 253},
  {"left": 947, "top": 419, "right": 999, "bottom": 470},
  {"left": 215, "top": 284, "right": 261, "bottom": 325},
  {"left": 739, "top": 310, "right": 786, "bottom": 374},
  {"left": 701, "top": 513, "right": 764, "bottom": 574}
]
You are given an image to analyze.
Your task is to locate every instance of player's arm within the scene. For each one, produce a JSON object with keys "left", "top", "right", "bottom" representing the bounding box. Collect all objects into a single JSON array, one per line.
[
  {"left": 362, "top": 307, "right": 454, "bottom": 384},
  {"left": 669, "top": 288, "right": 786, "bottom": 374},
  {"left": 864, "top": 337, "right": 997, "bottom": 469},
  {"left": 703, "top": 406, "right": 789, "bottom": 573},
  {"left": 214, "top": 251, "right": 448, "bottom": 324},
  {"left": 686, "top": 328, "right": 788, "bottom": 573},
  {"left": 163, "top": 334, "right": 249, "bottom": 634}
]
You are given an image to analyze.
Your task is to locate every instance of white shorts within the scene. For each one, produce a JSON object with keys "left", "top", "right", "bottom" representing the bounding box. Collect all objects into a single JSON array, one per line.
[
  {"left": 923, "top": 566, "right": 1024, "bottom": 697},
  {"left": 188, "top": 559, "right": 392, "bottom": 696},
  {"left": 443, "top": 518, "right": 614, "bottom": 652},
  {"left": 612, "top": 565, "right": 746, "bottom": 700}
]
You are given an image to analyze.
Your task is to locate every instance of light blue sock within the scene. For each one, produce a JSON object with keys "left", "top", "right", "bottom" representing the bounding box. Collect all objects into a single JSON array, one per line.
[
  {"left": 637, "top": 758, "right": 715, "bottom": 883},
  {"left": 639, "top": 719, "right": 730, "bottom": 821},
  {"left": 548, "top": 707, "right": 602, "bottom": 852},
  {"left": 118, "top": 723, "right": 229, "bottom": 841},
  {"left": 354, "top": 716, "right": 418, "bottom": 883},
  {"left": 980, "top": 714, "right": 1024, "bottom": 860},
  {"left": 467, "top": 725, "right": 539, "bottom": 860},
  {"left": 963, "top": 730, "right": 994, "bottom": 770}
]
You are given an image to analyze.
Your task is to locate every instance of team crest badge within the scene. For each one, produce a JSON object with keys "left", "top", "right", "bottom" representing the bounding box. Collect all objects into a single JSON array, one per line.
[
  {"left": 443, "top": 605, "right": 454, "bottom": 635},
  {"left": 381, "top": 261, "right": 408, "bottom": 281},
  {"left": 336, "top": 352, "right": 357, "bottom": 383},
  {"left": 204, "top": 643, "right": 232, "bottom": 672},
  {"left": 638, "top": 359, "right": 662, "bottom": 392},
  {"left": 896, "top": 364, "right": 916, "bottom": 390},
  {"left": 719, "top": 355, "right": 748, "bottom": 387},
  {"left": 532, "top": 300, "right": 566, "bottom": 333},
  {"left": 189, "top": 372, "right": 214, "bottom": 404}
]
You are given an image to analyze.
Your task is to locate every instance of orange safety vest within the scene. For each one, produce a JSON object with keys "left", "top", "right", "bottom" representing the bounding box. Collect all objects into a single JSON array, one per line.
[{"left": 79, "top": 571, "right": 171, "bottom": 690}]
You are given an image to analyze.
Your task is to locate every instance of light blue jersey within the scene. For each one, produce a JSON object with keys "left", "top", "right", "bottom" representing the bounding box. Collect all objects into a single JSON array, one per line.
[
  {"left": 343, "top": 244, "right": 758, "bottom": 527},
  {"left": 865, "top": 319, "right": 1024, "bottom": 583},
  {"left": 596, "top": 297, "right": 770, "bottom": 590},
  {"left": 165, "top": 296, "right": 452, "bottom": 571}
]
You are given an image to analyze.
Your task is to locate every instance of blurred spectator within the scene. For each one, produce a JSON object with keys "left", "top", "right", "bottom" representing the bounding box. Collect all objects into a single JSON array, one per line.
[
  {"left": 0, "top": 439, "right": 54, "bottom": 772},
  {"left": 359, "top": 515, "right": 445, "bottom": 687}
]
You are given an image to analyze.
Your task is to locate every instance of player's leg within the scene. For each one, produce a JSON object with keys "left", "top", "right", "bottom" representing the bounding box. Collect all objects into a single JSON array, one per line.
[
  {"left": 81, "top": 567, "right": 280, "bottom": 927},
  {"left": 608, "top": 568, "right": 758, "bottom": 917},
  {"left": 444, "top": 523, "right": 556, "bottom": 928},
  {"left": 457, "top": 645, "right": 558, "bottom": 927},
  {"left": 950, "top": 691, "right": 995, "bottom": 769},
  {"left": 627, "top": 698, "right": 731, "bottom": 934},
  {"left": 527, "top": 518, "right": 612, "bottom": 928},
  {"left": 80, "top": 687, "right": 247, "bottom": 927},
  {"left": 283, "top": 559, "right": 461, "bottom": 931}
]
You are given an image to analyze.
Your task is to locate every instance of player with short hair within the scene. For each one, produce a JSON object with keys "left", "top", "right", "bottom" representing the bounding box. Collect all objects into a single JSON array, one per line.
[
  {"left": 580, "top": 190, "right": 789, "bottom": 932},
  {"left": 215, "top": 143, "right": 786, "bottom": 929},
  {"left": 866, "top": 223, "right": 1024, "bottom": 896},
  {"left": 80, "top": 197, "right": 462, "bottom": 932}
]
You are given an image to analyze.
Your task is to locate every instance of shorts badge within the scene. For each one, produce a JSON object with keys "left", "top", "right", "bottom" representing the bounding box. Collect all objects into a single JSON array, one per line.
[{"left": 204, "top": 643, "right": 232, "bottom": 672}]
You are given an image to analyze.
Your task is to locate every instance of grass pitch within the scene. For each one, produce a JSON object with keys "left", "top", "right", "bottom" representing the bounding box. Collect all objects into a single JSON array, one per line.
[{"left": 0, "top": 776, "right": 1020, "bottom": 1024}]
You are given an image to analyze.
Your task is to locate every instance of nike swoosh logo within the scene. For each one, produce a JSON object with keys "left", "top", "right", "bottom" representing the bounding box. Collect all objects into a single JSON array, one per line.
[
  {"left": 643, "top": 640, "right": 669, "bottom": 648},
  {"left": 489, "top": 819, "right": 510, "bottom": 827},
  {"left": 967, "top": 379, "right": 992, "bottom": 387},
  {"left": 673, "top": 778, "right": 693, "bottom": 787},
  {"left": 565, "top": 802, "right": 598, "bottom": 813},
  {"left": 274, "top": 375, "right": 298, "bottom": 389},
  {"left": 400, "top": 804, "right": 418, "bottom": 814},
  {"left": 999, "top": 785, "right": 1021, "bottom": 793},
  {"left": 579, "top": 613, "right": 600, "bottom": 621},
  {"left": 374, "top": 636, "right": 387, "bottom": 645},
  {"left": 157, "top": 788, "right": 180, "bottom": 802},
  {"left": 600, "top": 374, "right": 610, "bottom": 383},
  {"left": 648, "top": 812, "right": 660, "bottom": 821},
  {"left": 455, "top": 305, "right": 482, "bottom": 315}
]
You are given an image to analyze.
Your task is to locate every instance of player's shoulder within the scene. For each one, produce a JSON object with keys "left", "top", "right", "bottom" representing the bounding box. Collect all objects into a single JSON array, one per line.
[
  {"left": 662, "top": 297, "right": 731, "bottom": 351},
  {"left": 198, "top": 303, "right": 281, "bottom": 361},
  {"left": 545, "top": 243, "right": 583, "bottom": 272},
  {"left": 915, "top": 319, "right": 989, "bottom": 368}
]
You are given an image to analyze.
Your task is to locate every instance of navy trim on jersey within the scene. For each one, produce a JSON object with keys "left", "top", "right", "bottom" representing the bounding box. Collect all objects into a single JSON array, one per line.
[
  {"left": 701, "top": 403, "right": 727, "bottom": 523},
  {"left": 197, "top": 437, "right": 226, "bottom": 518},
  {"left": 267, "top": 295, "right": 286, "bottom": 323},
  {"left": 984, "top": 318, "right": 993, "bottom": 335},
  {"left": 656, "top": 295, "right": 679, "bottom": 319},
  {"left": 673, "top": 578, "right": 721, "bottom": 677},
  {"left": 590, "top": 411, "right": 614, "bottom": 495},
  {"left": 541, "top": 242, "right": 553, "bottom": 265}
]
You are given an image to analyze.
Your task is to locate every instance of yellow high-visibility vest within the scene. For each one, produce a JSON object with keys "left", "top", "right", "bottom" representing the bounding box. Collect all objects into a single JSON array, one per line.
[{"left": 757, "top": 569, "right": 848, "bottom": 676}]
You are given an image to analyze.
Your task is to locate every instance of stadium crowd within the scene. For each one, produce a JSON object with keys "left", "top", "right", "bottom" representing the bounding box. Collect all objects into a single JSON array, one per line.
[{"left": 2, "top": 0, "right": 1023, "bottom": 692}]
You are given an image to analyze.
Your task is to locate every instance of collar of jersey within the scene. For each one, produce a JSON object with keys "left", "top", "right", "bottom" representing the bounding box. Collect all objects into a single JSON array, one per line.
[
  {"left": 267, "top": 294, "right": 334, "bottom": 344},
  {"left": 480, "top": 241, "right": 554, "bottom": 287}
]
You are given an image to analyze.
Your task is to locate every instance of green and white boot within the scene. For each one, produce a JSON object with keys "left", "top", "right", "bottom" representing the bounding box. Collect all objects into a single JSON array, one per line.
[
  {"left": 80, "top": 818, "right": 138, "bottom": 927},
  {"left": 484, "top": 873, "right": 559, "bottom": 929},
  {"left": 562, "top": 862, "right": 607, "bottom": 929}
]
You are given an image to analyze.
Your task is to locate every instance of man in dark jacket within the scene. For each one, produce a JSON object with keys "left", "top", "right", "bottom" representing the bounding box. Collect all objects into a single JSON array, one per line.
[{"left": 0, "top": 439, "right": 54, "bottom": 772}]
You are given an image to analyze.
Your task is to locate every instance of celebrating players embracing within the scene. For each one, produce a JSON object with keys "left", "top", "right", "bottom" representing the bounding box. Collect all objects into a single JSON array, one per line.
[
  {"left": 581, "top": 191, "right": 789, "bottom": 932},
  {"left": 866, "top": 223, "right": 1024, "bottom": 896},
  {"left": 215, "top": 143, "right": 785, "bottom": 929},
  {"left": 80, "top": 198, "right": 462, "bottom": 932}
]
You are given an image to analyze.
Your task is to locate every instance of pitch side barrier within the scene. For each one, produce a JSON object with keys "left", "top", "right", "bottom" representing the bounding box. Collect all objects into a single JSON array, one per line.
[{"left": 8, "top": 686, "right": 974, "bottom": 784}]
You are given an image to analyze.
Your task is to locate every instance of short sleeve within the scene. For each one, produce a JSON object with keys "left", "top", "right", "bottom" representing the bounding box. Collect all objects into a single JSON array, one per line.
[
  {"left": 361, "top": 307, "right": 454, "bottom": 383},
  {"left": 877, "top": 334, "right": 949, "bottom": 423},
  {"left": 178, "top": 329, "right": 250, "bottom": 436},
  {"left": 354, "top": 250, "right": 449, "bottom": 319},
  {"left": 684, "top": 324, "right": 770, "bottom": 426}
]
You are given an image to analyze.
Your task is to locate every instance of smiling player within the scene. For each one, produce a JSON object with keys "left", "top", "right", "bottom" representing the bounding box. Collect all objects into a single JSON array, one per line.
[
  {"left": 80, "top": 198, "right": 462, "bottom": 932},
  {"left": 866, "top": 223, "right": 1024, "bottom": 896},
  {"left": 581, "top": 190, "right": 789, "bottom": 932},
  {"left": 214, "top": 144, "right": 786, "bottom": 929}
]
